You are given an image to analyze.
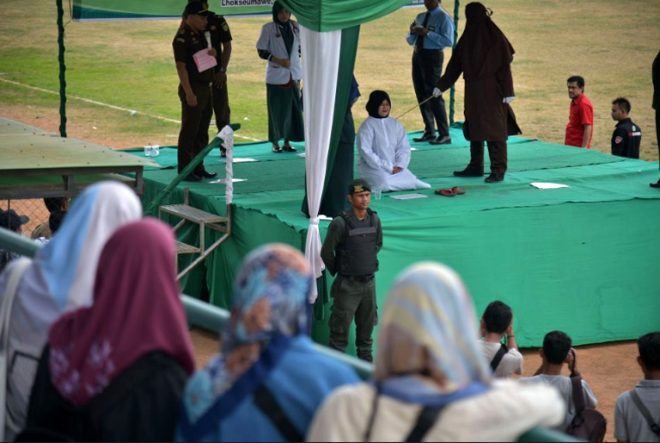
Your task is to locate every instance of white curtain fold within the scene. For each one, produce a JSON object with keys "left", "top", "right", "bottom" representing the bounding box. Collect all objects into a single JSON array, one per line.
[
  {"left": 300, "top": 26, "right": 342, "bottom": 303},
  {"left": 217, "top": 125, "right": 234, "bottom": 204}
]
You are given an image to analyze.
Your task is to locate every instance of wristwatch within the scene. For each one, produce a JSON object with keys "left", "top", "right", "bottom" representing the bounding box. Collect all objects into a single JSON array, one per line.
[{"left": 219, "top": 67, "right": 227, "bottom": 73}]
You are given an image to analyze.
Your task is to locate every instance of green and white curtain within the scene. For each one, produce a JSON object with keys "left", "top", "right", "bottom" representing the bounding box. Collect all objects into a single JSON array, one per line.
[{"left": 280, "top": 0, "right": 407, "bottom": 301}]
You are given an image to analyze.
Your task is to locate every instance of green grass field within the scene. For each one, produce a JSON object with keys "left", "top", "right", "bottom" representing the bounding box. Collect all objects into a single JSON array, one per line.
[{"left": 1, "top": 0, "right": 658, "bottom": 161}]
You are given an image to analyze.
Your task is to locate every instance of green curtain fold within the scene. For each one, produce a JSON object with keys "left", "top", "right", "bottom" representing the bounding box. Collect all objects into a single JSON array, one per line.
[
  {"left": 280, "top": 0, "right": 408, "bottom": 32},
  {"left": 323, "top": 26, "right": 360, "bottom": 193}
]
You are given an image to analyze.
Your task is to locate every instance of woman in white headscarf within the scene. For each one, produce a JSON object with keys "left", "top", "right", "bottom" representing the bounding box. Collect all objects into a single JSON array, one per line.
[
  {"left": 0, "top": 181, "right": 141, "bottom": 440},
  {"left": 308, "top": 262, "right": 565, "bottom": 442}
]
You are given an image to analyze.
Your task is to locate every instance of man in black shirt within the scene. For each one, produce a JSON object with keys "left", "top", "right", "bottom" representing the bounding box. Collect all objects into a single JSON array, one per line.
[{"left": 611, "top": 97, "right": 642, "bottom": 159}]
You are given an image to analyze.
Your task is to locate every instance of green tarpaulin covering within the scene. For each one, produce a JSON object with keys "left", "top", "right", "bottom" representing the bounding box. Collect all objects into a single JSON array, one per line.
[{"left": 136, "top": 128, "right": 660, "bottom": 354}]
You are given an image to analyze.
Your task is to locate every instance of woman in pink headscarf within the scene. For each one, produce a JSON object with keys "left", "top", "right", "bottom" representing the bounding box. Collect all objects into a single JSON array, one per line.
[{"left": 20, "top": 219, "right": 195, "bottom": 441}]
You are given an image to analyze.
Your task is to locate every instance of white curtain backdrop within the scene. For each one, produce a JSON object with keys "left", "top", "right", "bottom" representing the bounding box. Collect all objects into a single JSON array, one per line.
[{"left": 300, "top": 26, "right": 341, "bottom": 303}]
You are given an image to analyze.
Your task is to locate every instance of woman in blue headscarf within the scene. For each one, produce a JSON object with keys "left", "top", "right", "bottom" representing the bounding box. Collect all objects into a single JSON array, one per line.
[
  {"left": 308, "top": 262, "right": 564, "bottom": 441},
  {"left": 177, "top": 243, "right": 358, "bottom": 442}
]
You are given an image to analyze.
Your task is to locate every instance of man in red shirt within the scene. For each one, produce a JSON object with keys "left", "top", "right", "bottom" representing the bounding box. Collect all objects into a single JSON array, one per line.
[{"left": 564, "top": 75, "right": 594, "bottom": 148}]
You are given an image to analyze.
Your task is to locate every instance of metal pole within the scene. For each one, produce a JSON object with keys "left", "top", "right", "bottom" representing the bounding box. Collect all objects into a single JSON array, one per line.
[
  {"left": 449, "top": 0, "right": 460, "bottom": 126},
  {"left": 56, "top": 0, "right": 67, "bottom": 137}
]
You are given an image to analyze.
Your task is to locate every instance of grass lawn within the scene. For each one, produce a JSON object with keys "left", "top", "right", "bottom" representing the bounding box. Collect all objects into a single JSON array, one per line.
[{"left": 0, "top": 0, "right": 658, "bottom": 161}]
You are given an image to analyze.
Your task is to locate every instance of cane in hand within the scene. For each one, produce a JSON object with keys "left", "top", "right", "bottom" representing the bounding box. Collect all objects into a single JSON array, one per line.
[{"left": 394, "top": 87, "right": 442, "bottom": 120}]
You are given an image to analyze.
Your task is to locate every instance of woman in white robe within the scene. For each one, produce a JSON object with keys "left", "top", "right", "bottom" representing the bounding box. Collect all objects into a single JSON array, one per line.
[{"left": 357, "top": 90, "right": 431, "bottom": 192}]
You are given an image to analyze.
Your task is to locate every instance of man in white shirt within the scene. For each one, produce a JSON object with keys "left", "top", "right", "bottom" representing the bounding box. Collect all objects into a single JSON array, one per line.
[
  {"left": 479, "top": 300, "right": 523, "bottom": 377},
  {"left": 614, "top": 332, "right": 660, "bottom": 443},
  {"left": 520, "top": 330, "right": 598, "bottom": 430}
]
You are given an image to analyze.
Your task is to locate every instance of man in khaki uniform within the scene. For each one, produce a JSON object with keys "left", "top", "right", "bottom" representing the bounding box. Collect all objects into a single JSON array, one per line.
[{"left": 173, "top": 2, "right": 215, "bottom": 181}]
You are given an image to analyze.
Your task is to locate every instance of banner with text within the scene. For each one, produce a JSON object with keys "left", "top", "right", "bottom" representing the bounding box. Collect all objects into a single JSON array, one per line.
[{"left": 72, "top": 0, "right": 424, "bottom": 20}]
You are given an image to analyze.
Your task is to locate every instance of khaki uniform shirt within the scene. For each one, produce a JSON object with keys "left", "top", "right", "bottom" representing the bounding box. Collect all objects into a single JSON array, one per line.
[{"left": 172, "top": 24, "right": 214, "bottom": 85}]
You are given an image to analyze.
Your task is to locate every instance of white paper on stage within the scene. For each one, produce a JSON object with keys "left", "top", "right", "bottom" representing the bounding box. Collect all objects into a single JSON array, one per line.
[
  {"left": 530, "top": 182, "right": 569, "bottom": 189},
  {"left": 390, "top": 193, "right": 428, "bottom": 200}
]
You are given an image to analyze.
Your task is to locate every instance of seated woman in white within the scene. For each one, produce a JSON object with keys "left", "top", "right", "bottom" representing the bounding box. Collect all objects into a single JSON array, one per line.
[{"left": 357, "top": 90, "right": 431, "bottom": 192}]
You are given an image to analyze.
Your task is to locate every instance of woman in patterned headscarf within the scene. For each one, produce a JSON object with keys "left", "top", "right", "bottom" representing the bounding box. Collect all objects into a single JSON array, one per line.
[
  {"left": 256, "top": 1, "right": 304, "bottom": 153},
  {"left": 177, "top": 243, "right": 358, "bottom": 442},
  {"left": 308, "top": 262, "right": 564, "bottom": 441}
]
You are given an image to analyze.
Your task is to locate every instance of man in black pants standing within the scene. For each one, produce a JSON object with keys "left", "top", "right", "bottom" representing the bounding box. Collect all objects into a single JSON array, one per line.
[
  {"left": 407, "top": 0, "right": 454, "bottom": 145},
  {"left": 173, "top": 2, "right": 217, "bottom": 182},
  {"left": 651, "top": 50, "right": 660, "bottom": 188},
  {"left": 321, "top": 179, "right": 382, "bottom": 362}
]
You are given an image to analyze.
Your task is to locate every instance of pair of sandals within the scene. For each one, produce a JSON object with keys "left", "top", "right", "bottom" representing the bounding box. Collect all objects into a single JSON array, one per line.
[
  {"left": 434, "top": 186, "right": 465, "bottom": 197},
  {"left": 272, "top": 143, "right": 297, "bottom": 153}
]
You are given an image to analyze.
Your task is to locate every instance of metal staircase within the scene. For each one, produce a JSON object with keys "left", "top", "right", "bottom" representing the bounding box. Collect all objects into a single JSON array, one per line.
[{"left": 159, "top": 189, "right": 231, "bottom": 280}]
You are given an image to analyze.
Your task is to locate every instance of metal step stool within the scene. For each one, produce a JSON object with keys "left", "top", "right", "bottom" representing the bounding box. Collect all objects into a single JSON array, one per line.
[{"left": 159, "top": 189, "right": 231, "bottom": 280}]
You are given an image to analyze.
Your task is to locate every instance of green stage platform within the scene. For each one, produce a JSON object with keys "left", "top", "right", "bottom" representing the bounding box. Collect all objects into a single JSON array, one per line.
[{"left": 137, "top": 129, "right": 660, "bottom": 351}]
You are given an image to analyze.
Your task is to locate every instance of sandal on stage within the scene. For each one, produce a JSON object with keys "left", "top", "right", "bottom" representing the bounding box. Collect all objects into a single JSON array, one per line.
[
  {"left": 272, "top": 144, "right": 283, "bottom": 153},
  {"left": 435, "top": 188, "right": 456, "bottom": 197},
  {"left": 434, "top": 186, "right": 466, "bottom": 197},
  {"left": 282, "top": 144, "right": 297, "bottom": 152}
]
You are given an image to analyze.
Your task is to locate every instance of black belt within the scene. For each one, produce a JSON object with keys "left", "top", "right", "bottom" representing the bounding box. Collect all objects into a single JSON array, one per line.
[
  {"left": 340, "top": 274, "right": 374, "bottom": 282},
  {"left": 414, "top": 47, "right": 443, "bottom": 54}
]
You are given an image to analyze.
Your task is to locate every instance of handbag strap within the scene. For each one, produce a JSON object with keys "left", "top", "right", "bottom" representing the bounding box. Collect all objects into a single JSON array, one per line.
[
  {"left": 362, "top": 382, "right": 382, "bottom": 442},
  {"left": 363, "top": 381, "right": 445, "bottom": 443},
  {"left": 489, "top": 343, "right": 508, "bottom": 372},
  {"left": 629, "top": 389, "right": 660, "bottom": 436},
  {"left": 404, "top": 405, "right": 444, "bottom": 442},
  {"left": 0, "top": 257, "right": 31, "bottom": 441},
  {"left": 253, "top": 384, "right": 303, "bottom": 442},
  {"left": 570, "top": 375, "right": 586, "bottom": 415}
]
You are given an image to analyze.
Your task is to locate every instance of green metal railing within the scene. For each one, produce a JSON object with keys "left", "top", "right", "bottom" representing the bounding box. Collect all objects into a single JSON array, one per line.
[
  {"left": 143, "top": 123, "right": 240, "bottom": 216},
  {"left": 0, "top": 227, "right": 578, "bottom": 441},
  {"left": 0, "top": 227, "right": 372, "bottom": 378}
]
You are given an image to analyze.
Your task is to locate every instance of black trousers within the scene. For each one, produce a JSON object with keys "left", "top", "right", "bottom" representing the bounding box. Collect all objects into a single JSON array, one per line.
[
  {"left": 412, "top": 49, "right": 449, "bottom": 138},
  {"left": 656, "top": 109, "right": 660, "bottom": 169},
  {"left": 177, "top": 83, "right": 212, "bottom": 174},
  {"left": 212, "top": 82, "right": 230, "bottom": 133},
  {"left": 329, "top": 275, "right": 376, "bottom": 362},
  {"left": 467, "top": 140, "right": 508, "bottom": 175}
]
